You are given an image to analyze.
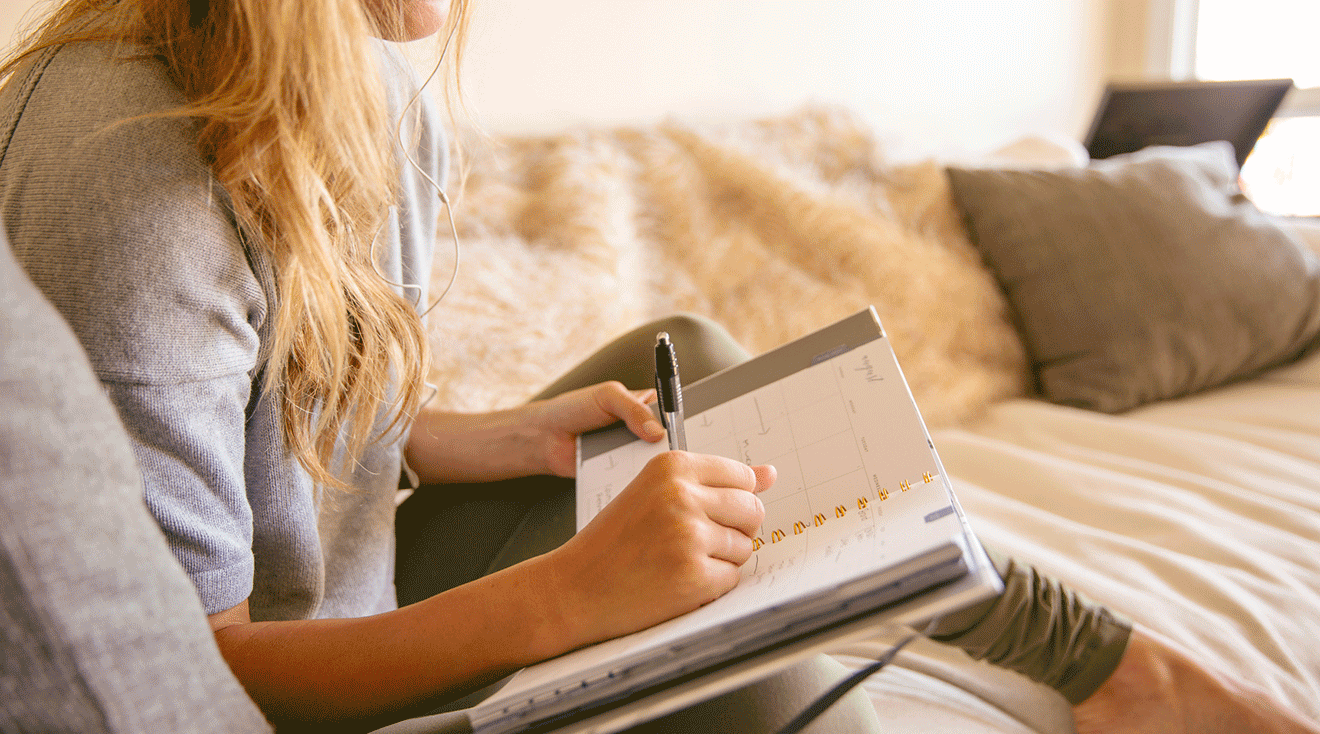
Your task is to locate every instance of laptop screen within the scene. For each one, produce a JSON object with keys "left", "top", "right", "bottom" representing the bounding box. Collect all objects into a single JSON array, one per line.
[{"left": 1084, "top": 79, "right": 1293, "bottom": 168}]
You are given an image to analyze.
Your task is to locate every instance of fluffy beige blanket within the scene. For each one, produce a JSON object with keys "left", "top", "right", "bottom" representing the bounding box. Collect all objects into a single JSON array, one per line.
[{"left": 425, "top": 107, "right": 1030, "bottom": 428}]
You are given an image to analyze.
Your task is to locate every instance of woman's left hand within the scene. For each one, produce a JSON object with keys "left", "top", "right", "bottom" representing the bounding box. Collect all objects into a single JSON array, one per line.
[
  {"left": 405, "top": 381, "right": 665, "bottom": 485},
  {"left": 522, "top": 381, "right": 666, "bottom": 478}
]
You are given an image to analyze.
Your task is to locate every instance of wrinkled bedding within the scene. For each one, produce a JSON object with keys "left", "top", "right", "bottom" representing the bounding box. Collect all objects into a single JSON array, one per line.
[
  {"left": 426, "top": 108, "right": 1030, "bottom": 429},
  {"left": 833, "top": 350, "right": 1320, "bottom": 731}
]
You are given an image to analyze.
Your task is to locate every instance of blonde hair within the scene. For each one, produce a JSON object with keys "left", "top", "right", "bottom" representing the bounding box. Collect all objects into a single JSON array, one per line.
[{"left": 3, "top": 0, "right": 471, "bottom": 488}]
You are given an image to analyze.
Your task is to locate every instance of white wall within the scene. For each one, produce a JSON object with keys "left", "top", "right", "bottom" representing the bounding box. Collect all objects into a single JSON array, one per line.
[
  {"left": 1, "top": 0, "right": 38, "bottom": 54},
  {"left": 456, "top": 0, "right": 1110, "bottom": 158},
  {"left": 3, "top": 0, "right": 1116, "bottom": 159}
]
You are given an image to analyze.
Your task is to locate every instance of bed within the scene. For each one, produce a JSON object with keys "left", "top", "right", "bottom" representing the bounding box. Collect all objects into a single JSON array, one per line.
[{"left": 423, "top": 106, "right": 1320, "bottom": 731}]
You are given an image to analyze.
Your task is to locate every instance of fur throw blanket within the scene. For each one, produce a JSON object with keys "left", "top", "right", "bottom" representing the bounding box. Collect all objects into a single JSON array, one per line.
[{"left": 425, "top": 107, "right": 1031, "bottom": 429}]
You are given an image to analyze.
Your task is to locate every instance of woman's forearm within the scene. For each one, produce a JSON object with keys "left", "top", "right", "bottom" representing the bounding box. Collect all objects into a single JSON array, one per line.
[
  {"left": 212, "top": 555, "right": 579, "bottom": 725},
  {"left": 214, "top": 449, "right": 770, "bottom": 727},
  {"left": 404, "top": 406, "right": 548, "bottom": 484}
]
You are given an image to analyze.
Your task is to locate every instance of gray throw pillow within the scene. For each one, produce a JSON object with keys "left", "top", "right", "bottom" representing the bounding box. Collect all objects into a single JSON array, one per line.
[
  {"left": 0, "top": 232, "right": 271, "bottom": 733},
  {"left": 946, "top": 142, "right": 1320, "bottom": 412}
]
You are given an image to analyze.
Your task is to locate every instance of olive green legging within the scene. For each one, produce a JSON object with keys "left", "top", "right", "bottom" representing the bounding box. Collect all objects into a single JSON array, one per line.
[{"left": 395, "top": 314, "right": 1130, "bottom": 732}]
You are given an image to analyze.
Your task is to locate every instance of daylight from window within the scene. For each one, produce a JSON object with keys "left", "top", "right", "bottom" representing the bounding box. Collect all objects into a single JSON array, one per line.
[{"left": 1195, "top": 0, "right": 1320, "bottom": 216}]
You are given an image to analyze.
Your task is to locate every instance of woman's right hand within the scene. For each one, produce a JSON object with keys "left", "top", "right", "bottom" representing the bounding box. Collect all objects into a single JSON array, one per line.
[{"left": 541, "top": 451, "right": 774, "bottom": 649}]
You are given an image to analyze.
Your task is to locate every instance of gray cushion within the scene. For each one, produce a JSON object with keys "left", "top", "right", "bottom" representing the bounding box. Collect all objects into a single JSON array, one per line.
[
  {"left": 0, "top": 231, "right": 270, "bottom": 733},
  {"left": 947, "top": 142, "right": 1320, "bottom": 412}
]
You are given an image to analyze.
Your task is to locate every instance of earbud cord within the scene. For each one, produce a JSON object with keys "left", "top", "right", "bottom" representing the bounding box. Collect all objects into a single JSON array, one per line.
[
  {"left": 370, "top": 16, "right": 462, "bottom": 319},
  {"left": 772, "top": 631, "right": 922, "bottom": 734},
  {"left": 362, "top": 19, "right": 463, "bottom": 412}
]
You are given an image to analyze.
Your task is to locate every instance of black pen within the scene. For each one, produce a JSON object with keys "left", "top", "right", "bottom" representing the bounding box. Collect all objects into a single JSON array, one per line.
[{"left": 654, "top": 332, "right": 687, "bottom": 451}]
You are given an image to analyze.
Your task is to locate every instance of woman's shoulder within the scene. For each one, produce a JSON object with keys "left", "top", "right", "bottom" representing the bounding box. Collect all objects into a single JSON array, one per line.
[
  {"left": 2, "top": 41, "right": 194, "bottom": 146},
  {"left": 1, "top": 42, "right": 267, "bottom": 386}
]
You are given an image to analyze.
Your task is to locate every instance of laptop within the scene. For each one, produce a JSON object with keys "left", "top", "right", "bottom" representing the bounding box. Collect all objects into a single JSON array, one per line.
[{"left": 1084, "top": 78, "right": 1293, "bottom": 168}]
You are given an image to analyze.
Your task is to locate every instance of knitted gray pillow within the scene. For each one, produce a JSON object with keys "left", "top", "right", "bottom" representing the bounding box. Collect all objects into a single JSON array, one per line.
[
  {"left": 0, "top": 234, "right": 270, "bottom": 733},
  {"left": 947, "top": 142, "right": 1320, "bottom": 412}
]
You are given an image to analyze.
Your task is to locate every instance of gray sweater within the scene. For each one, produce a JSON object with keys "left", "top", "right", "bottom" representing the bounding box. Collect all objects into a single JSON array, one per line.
[{"left": 0, "top": 40, "right": 444, "bottom": 620}]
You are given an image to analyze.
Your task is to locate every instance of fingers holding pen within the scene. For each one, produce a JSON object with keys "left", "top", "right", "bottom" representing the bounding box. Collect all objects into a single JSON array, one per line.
[
  {"left": 647, "top": 450, "right": 771, "bottom": 519},
  {"left": 641, "top": 452, "right": 772, "bottom": 572},
  {"left": 547, "top": 451, "right": 776, "bottom": 647},
  {"left": 703, "top": 524, "right": 756, "bottom": 566},
  {"left": 698, "top": 461, "right": 773, "bottom": 537}
]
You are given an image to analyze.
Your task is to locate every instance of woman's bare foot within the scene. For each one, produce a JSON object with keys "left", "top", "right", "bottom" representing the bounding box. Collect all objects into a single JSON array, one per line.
[{"left": 1073, "top": 628, "right": 1319, "bottom": 734}]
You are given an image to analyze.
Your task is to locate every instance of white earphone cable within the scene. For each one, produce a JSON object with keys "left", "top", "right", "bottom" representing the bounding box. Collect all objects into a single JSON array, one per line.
[{"left": 370, "top": 16, "right": 462, "bottom": 319}]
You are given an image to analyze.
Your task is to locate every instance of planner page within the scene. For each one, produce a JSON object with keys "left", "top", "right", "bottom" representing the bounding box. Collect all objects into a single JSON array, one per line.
[{"left": 577, "top": 332, "right": 958, "bottom": 601}]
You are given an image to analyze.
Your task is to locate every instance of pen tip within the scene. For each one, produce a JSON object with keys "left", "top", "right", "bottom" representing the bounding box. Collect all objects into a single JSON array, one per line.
[{"left": 656, "top": 331, "right": 670, "bottom": 344}]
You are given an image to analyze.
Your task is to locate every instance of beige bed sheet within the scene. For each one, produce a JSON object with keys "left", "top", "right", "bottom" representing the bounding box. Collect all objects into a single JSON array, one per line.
[{"left": 830, "top": 349, "right": 1320, "bottom": 731}]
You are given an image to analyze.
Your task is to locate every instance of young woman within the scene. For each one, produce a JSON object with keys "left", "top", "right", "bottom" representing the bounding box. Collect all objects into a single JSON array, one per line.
[{"left": 0, "top": 1, "right": 1313, "bottom": 732}]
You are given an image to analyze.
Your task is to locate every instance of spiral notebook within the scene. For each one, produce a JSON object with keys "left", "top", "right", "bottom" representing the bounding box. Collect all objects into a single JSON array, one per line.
[{"left": 469, "top": 307, "right": 1001, "bottom": 734}]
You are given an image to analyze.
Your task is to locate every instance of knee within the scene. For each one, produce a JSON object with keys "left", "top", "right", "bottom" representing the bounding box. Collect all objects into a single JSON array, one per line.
[
  {"left": 649, "top": 313, "right": 751, "bottom": 380},
  {"left": 633, "top": 654, "right": 879, "bottom": 733},
  {"left": 650, "top": 313, "right": 727, "bottom": 345}
]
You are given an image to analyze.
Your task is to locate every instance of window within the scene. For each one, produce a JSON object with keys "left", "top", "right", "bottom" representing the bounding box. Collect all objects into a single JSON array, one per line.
[
  {"left": 1192, "top": 0, "right": 1320, "bottom": 216},
  {"left": 1194, "top": 0, "right": 1320, "bottom": 89}
]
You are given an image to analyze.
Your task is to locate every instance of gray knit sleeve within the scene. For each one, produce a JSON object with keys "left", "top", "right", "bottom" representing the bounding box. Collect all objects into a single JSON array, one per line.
[{"left": 1, "top": 44, "right": 268, "bottom": 614}]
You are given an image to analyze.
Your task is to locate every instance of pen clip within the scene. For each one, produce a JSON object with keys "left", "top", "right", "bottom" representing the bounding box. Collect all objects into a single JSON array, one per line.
[{"left": 654, "top": 371, "right": 669, "bottom": 430}]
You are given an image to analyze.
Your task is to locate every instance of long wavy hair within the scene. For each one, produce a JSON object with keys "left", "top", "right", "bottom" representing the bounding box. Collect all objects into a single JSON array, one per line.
[{"left": 2, "top": 0, "right": 471, "bottom": 488}]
